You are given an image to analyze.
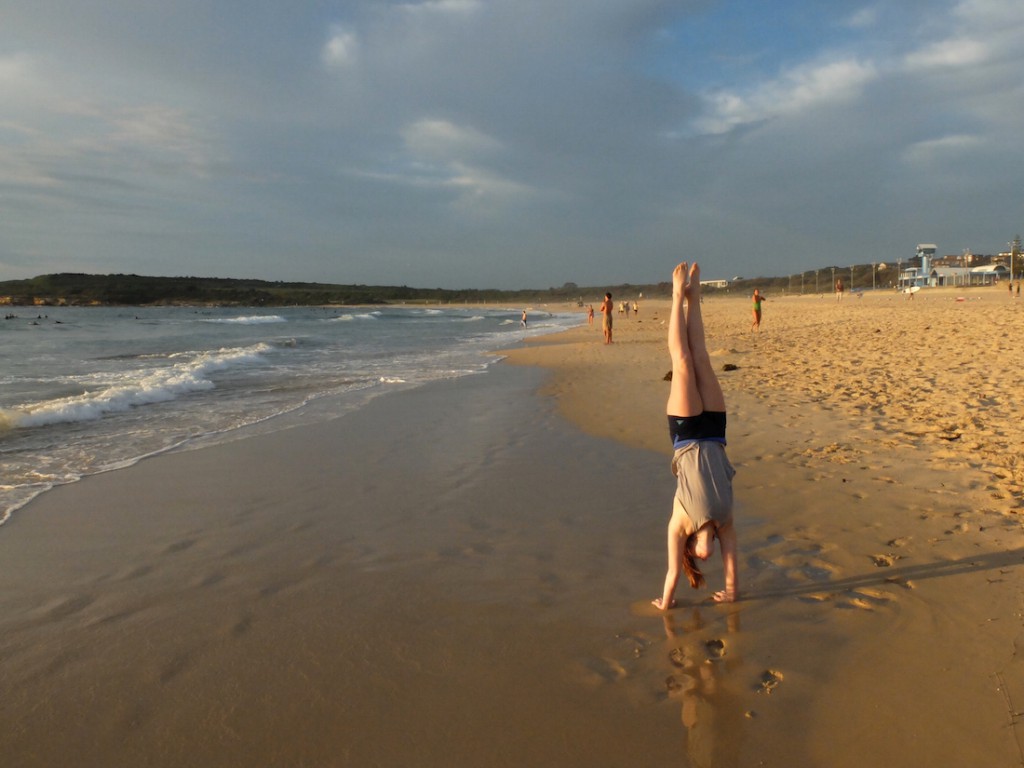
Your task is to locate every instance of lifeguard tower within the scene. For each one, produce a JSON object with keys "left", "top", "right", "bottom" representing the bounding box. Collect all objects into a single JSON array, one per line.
[{"left": 899, "top": 244, "right": 936, "bottom": 289}]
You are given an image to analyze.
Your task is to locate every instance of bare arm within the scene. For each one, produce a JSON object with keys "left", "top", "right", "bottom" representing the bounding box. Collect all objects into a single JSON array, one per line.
[{"left": 714, "top": 521, "right": 738, "bottom": 603}]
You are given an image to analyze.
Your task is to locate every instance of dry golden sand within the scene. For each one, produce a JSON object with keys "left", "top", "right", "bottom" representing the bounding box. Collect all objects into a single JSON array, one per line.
[{"left": 505, "top": 286, "right": 1024, "bottom": 766}]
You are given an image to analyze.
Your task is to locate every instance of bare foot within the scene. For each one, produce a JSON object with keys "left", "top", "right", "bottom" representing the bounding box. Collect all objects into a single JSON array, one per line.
[
  {"left": 652, "top": 597, "right": 678, "bottom": 610},
  {"left": 712, "top": 589, "right": 737, "bottom": 603},
  {"left": 672, "top": 262, "right": 687, "bottom": 295},
  {"left": 685, "top": 262, "right": 701, "bottom": 302}
]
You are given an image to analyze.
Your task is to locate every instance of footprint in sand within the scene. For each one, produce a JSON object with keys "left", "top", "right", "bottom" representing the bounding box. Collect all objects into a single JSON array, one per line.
[
  {"left": 842, "top": 597, "right": 875, "bottom": 611},
  {"left": 163, "top": 537, "right": 198, "bottom": 555},
  {"left": 797, "top": 592, "right": 834, "bottom": 604},
  {"left": 885, "top": 575, "right": 915, "bottom": 589},
  {"left": 705, "top": 639, "right": 726, "bottom": 660},
  {"left": 757, "top": 669, "right": 784, "bottom": 694},
  {"left": 842, "top": 589, "right": 892, "bottom": 611},
  {"left": 43, "top": 594, "right": 96, "bottom": 621},
  {"left": 871, "top": 553, "right": 899, "bottom": 567}
]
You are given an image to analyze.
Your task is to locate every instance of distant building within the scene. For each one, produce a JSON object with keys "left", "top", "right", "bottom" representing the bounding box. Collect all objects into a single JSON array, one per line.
[
  {"left": 899, "top": 242, "right": 1009, "bottom": 288},
  {"left": 699, "top": 279, "right": 729, "bottom": 289},
  {"left": 966, "top": 264, "right": 1008, "bottom": 285}
]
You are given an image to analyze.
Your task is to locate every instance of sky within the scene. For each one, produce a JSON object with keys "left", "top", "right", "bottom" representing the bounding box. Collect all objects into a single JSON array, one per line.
[{"left": 2, "top": 0, "right": 1023, "bottom": 289}]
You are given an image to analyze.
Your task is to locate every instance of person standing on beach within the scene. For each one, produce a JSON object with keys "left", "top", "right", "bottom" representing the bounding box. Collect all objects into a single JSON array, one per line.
[
  {"left": 750, "top": 289, "right": 764, "bottom": 332},
  {"left": 654, "top": 262, "right": 738, "bottom": 609},
  {"left": 521, "top": 309, "right": 527, "bottom": 328},
  {"left": 600, "top": 293, "right": 614, "bottom": 344},
  {"left": 835, "top": 277, "right": 844, "bottom": 300},
  {"left": 587, "top": 305, "right": 595, "bottom": 325}
]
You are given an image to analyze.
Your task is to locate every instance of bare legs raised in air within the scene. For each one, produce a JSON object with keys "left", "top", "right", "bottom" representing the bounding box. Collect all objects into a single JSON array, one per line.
[{"left": 653, "top": 262, "right": 738, "bottom": 610}]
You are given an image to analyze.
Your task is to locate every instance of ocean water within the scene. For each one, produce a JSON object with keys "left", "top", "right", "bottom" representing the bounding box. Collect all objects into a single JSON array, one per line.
[{"left": 0, "top": 304, "right": 581, "bottom": 525}]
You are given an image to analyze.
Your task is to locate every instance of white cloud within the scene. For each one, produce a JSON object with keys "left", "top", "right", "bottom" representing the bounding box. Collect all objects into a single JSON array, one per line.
[
  {"left": 322, "top": 25, "right": 359, "bottom": 68},
  {"left": 445, "top": 162, "right": 533, "bottom": 210},
  {"left": 904, "top": 38, "right": 990, "bottom": 72},
  {"left": 694, "top": 58, "right": 878, "bottom": 135},
  {"left": 903, "top": 0, "right": 1024, "bottom": 72},
  {"left": 0, "top": 53, "right": 33, "bottom": 87},
  {"left": 106, "top": 105, "right": 212, "bottom": 174},
  {"left": 952, "top": 0, "right": 1024, "bottom": 26},
  {"left": 395, "top": 118, "right": 535, "bottom": 212},
  {"left": 902, "top": 133, "right": 983, "bottom": 164},
  {"left": 398, "top": 0, "right": 481, "bottom": 16},
  {"left": 401, "top": 118, "right": 500, "bottom": 161},
  {"left": 843, "top": 6, "right": 879, "bottom": 29}
]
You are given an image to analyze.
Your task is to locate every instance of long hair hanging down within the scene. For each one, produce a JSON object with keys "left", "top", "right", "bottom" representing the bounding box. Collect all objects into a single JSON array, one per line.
[{"left": 682, "top": 533, "right": 706, "bottom": 589}]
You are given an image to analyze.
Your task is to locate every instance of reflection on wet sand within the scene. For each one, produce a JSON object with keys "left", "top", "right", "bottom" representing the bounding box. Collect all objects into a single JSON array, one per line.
[{"left": 662, "top": 608, "right": 745, "bottom": 768}]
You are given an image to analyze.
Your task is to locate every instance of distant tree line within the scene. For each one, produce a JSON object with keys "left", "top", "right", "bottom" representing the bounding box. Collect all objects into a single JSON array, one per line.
[{"left": 0, "top": 273, "right": 673, "bottom": 307}]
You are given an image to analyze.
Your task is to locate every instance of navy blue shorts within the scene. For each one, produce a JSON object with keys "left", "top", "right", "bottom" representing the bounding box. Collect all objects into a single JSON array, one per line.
[{"left": 668, "top": 411, "right": 726, "bottom": 449}]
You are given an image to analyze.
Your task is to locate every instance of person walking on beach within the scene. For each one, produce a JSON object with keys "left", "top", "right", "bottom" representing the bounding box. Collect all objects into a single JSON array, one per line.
[
  {"left": 750, "top": 289, "right": 764, "bottom": 332},
  {"left": 653, "top": 262, "right": 738, "bottom": 609},
  {"left": 587, "top": 305, "right": 595, "bottom": 325},
  {"left": 600, "top": 293, "right": 614, "bottom": 344},
  {"left": 521, "top": 309, "right": 528, "bottom": 328}
]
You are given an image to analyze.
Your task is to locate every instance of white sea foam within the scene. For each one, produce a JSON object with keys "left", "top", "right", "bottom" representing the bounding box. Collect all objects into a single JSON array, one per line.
[
  {"left": 5, "top": 343, "right": 271, "bottom": 429},
  {"left": 334, "top": 312, "right": 380, "bottom": 322},
  {"left": 202, "top": 315, "right": 287, "bottom": 325},
  {"left": 0, "top": 305, "right": 584, "bottom": 528}
]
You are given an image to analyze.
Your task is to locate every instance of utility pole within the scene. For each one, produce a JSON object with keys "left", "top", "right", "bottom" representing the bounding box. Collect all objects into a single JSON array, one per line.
[{"left": 1012, "top": 235, "right": 1021, "bottom": 282}]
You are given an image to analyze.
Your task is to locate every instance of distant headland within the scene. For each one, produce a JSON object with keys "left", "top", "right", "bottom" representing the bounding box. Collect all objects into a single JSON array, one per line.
[{"left": 0, "top": 273, "right": 647, "bottom": 308}]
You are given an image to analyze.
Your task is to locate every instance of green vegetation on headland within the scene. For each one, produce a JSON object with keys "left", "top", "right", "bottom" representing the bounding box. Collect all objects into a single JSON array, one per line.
[{"left": 0, "top": 273, "right": 644, "bottom": 307}]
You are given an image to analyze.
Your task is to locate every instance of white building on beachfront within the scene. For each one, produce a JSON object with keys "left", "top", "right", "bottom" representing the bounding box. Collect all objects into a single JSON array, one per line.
[
  {"left": 928, "top": 265, "right": 1008, "bottom": 286},
  {"left": 899, "top": 243, "right": 1009, "bottom": 288}
]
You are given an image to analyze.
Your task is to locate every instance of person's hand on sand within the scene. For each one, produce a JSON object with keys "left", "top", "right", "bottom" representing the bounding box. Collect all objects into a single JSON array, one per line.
[{"left": 712, "top": 589, "right": 737, "bottom": 603}]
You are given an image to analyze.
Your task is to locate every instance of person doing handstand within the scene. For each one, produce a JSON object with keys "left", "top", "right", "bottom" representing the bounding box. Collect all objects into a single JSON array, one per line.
[{"left": 653, "top": 262, "right": 738, "bottom": 609}]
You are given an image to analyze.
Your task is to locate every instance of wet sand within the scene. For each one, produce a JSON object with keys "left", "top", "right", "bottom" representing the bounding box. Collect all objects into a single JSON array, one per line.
[
  {"left": 505, "top": 286, "right": 1024, "bottom": 766},
  {"left": 2, "top": 287, "right": 1023, "bottom": 766}
]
